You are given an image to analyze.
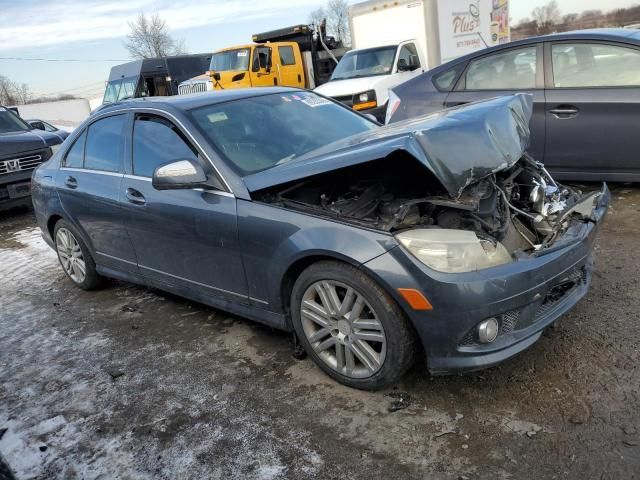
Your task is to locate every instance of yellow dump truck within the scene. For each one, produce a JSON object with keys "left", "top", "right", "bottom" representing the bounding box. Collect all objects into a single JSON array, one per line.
[{"left": 178, "top": 24, "right": 348, "bottom": 94}]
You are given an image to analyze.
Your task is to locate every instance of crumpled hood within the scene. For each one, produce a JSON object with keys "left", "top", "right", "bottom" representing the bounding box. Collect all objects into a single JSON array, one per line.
[
  {"left": 243, "top": 94, "right": 533, "bottom": 198},
  {"left": 0, "top": 130, "right": 52, "bottom": 159}
]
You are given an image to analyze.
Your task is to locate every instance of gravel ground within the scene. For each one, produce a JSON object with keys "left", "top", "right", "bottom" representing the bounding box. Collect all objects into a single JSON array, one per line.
[{"left": 0, "top": 184, "right": 639, "bottom": 480}]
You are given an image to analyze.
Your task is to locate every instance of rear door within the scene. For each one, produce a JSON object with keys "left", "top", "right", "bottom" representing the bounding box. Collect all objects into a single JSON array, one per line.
[
  {"left": 445, "top": 43, "right": 546, "bottom": 161},
  {"left": 120, "top": 112, "right": 249, "bottom": 304},
  {"left": 57, "top": 113, "right": 138, "bottom": 274},
  {"left": 543, "top": 40, "right": 640, "bottom": 179},
  {"left": 274, "top": 44, "right": 305, "bottom": 88}
]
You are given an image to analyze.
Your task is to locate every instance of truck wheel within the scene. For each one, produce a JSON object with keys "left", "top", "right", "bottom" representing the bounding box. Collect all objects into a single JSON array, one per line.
[
  {"left": 53, "top": 220, "right": 102, "bottom": 290},
  {"left": 290, "top": 260, "right": 416, "bottom": 390}
]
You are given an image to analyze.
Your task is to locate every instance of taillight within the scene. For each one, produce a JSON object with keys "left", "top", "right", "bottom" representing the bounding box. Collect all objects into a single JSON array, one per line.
[{"left": 385, "top": 89, "right": 401, "bottom": 125}]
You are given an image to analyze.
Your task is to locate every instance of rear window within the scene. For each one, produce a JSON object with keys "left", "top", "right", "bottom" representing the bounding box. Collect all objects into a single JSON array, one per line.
[
  {"left": 278, "top": 46, "right": 296, "bottom": 66},
  {"left": 189, "top": 92, "right": 376, "bottom": 175},
  {"left": 63, "top": 130, "right": 86, "bottom": 168},
  {"left": 84, "top": 115, "right": 126, "bottom": 173},
  {"left": 433, "top": 68, "right": 459, "bottom": 91}
]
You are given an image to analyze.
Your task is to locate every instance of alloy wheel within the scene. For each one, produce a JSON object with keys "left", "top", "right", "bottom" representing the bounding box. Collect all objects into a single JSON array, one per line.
[
  {"left": 55, "top": 228, "right": 86, "bottom": 284},
  {"left": 300, "top": 280, "right": 387, "bottom": 379}
]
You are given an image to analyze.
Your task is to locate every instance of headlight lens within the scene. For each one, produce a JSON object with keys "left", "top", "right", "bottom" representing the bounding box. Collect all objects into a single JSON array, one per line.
[
  {"left": 395, "top": 229, "right": 513, "bottom": 273},
  {"left": 352, "top": 89, "right": 377, "bottom": 110}
]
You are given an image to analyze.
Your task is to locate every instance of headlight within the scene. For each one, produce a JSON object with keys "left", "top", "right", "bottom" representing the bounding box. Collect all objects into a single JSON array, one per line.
[
  {"left": 50, "top": 143, "right": 62, "bottom": 155},
  {"left": 395, "top": 229, "right": 513, "bottom": 273},
  {"left": 352, "top": 89, "right": 377, "bottom": 111}
]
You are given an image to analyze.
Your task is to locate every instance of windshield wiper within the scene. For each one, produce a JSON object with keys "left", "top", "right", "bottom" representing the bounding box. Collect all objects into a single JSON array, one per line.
[{"left": 275, "top": 153, "right": 296, "bottom": 165}]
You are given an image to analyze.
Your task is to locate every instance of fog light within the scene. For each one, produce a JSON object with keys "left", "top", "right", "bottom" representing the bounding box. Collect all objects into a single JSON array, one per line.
[{"left": 477, "top": 318, "right": 499, "bottom": 343}]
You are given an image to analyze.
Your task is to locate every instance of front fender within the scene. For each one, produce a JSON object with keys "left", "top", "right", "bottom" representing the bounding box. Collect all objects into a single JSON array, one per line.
[{"left": 236, "top": 199, "right": 397, "bottom": 311}]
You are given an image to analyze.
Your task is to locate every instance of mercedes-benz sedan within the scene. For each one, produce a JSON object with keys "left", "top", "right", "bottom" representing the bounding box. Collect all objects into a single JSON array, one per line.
[{"left": 32, "top": 88, "right": 608, "bottom": 389}]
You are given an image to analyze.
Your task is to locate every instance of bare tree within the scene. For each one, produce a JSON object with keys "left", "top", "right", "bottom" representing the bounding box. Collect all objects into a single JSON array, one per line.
[
  {"left": 326, "top": 0, "right": 351, "bottom": 45},
  {"left": 0, "top": 75, "right": 31, "bottom": 105},
  {"left": 125, "top": 13, "right": 187, "bottom": 59},
  {"left": 531, "top": 0, "right": 561, "bottom": 34},
  {"left": 308, "top": 7, "right": 326, "bottom": 28}
]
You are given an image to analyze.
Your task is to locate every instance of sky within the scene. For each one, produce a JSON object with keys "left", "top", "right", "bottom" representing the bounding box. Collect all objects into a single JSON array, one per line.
[{"left": 1, "top": 0, "right": 639, "bottom": 98}]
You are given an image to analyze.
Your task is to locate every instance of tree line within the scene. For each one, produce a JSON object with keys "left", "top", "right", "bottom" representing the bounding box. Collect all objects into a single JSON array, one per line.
[{"left": 513, "top": 1, "right": 640, "bottom": 39}]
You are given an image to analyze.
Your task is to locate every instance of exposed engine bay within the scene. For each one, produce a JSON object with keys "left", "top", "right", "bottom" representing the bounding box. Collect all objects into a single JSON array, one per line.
[{"left": 256, "top": 153, "right": 602, "bottom": 255}]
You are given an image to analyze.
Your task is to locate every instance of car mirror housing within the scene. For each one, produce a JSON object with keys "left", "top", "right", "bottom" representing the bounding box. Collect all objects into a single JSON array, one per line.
[{"left": 152, "top": 159, "right": 208, "bottom": 190}]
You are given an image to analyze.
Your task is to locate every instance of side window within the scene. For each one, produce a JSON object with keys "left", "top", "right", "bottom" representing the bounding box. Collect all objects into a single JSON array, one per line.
[
  {"left": 132, "top": 115, "right": 198, "bottom": 177},
  {"left": 433, "top": 68, "right": 459, "bottom": 91},
  {"left": 252, "top": 47, "right": 271, "bottom": 72},
  {"left": 84, "top": 115, "right": 126, "bottom": 173},
  {"left": 465, "top": 46, "right": 537, "bottom": 90},
  {"left": 552, "top": 43, "right": 640, "bottom": 87},
  {"left": 278, "top": 46, "right": 296, "bottom": 66},
  {"left": 397, "top": 43, "right": 420, "bottom": 70},
  {"left": 63, "top": 130, "right": 86, "bottom": 168}
]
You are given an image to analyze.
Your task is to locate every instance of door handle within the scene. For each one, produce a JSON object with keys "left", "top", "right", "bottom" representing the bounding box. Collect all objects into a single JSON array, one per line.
[
  {"left": 125, "top": 187, "right": 146, "bottom": 205},
  {"left": 64, "top": 176, "right": 77, "bottom": 189},
  {"left": 549, "top": 106, "right": 579, "bottom": 118}
]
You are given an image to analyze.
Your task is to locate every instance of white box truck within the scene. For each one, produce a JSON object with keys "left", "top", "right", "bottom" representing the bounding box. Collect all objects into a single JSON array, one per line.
[{"left": 314, "top": 0, "right": 510, "bottom": 121}]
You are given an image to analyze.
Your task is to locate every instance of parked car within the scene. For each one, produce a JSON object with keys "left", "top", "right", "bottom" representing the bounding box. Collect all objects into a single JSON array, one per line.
[
  {"left": 386, "top": 29, "right": 640, "bottom": 182},
  {"left": 26, "top": 119, "right": 70, "bottom": 141},
  {"left": 0, "top": 106, "right": 63, "bottom": 211},
  {"left": 31, "top": 88, "right": 608, "bottom": 389}
]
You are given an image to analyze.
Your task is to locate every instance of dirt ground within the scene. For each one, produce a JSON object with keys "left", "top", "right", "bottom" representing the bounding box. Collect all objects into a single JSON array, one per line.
[{"left": 1, "top": 184, "right": 639, "bottom": 480}]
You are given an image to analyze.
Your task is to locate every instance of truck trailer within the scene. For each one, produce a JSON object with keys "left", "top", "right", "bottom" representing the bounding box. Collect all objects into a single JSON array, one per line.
[{"left": 315, "top": 0, "right": 510, "bottom": 121}]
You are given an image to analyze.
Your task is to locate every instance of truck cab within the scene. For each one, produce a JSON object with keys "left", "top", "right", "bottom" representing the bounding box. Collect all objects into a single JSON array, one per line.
[
  {"left": 178, "top": 24, "right": 347, "bottom": 95},
  {"left": 314, "top": 40, "right": 425, "bottom": 122},
  {"left": 179, "top": 42, "right": 307, "bottom": 93}
]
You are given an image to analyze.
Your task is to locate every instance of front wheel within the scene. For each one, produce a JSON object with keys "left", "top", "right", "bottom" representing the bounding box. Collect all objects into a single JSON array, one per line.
[{"left": 290, "top": 261, "right": 416, "bottom": 390}]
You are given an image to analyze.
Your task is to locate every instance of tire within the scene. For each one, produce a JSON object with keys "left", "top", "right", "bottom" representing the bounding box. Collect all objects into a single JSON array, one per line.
[
  {"left": 290, "top": 260, "right": 416, "bottom": 390},
  {"left": 53, "top": 219, "right": 103, "bottom": 290}
]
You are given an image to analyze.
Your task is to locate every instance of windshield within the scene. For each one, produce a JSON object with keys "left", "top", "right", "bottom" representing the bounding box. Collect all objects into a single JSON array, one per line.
[
  {"left": 331, "top": 46, "right": 397, "bottom": 80},
  {"left": 103, "top": 76, "right": 140, "bottom": 103},
  {"left": 0, "top": 108, "right": 30, "bottom": 133},
  {"left": 210, "top": 48, "right": 250, "bottom": 72},
  {"left": 189, "top": 92, "right": 377, "bottom": 175}
]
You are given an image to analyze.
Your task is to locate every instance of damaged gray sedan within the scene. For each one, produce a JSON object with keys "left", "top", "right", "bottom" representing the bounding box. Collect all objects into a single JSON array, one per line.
[{"left": 32, "top": 88, "right": 609, "bottom": 390}]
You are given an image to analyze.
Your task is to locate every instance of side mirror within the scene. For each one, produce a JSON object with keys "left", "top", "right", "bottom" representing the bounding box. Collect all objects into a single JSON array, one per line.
[
  {"left": 31, "top": 121, "right": 46, "bottom": 130},
  {"left": 152, "top": 159, "right": 208, "bottom": 190}
]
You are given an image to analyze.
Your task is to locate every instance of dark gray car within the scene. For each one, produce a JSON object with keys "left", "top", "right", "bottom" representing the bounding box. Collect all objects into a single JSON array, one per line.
[
  {"left": 31, "top": 88, "right": 608, "bottom": 389},
  {"left": 386, "top": 28, "right": 640, "bottom": 182}
]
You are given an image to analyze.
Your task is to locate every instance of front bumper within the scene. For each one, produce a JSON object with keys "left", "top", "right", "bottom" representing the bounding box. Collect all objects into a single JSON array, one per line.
[
  {"left": 0, "top": 170, "right": 34, "bottom": 211},
  {"left": 363, "top": 184, "right": 610, "bottom": 374}
]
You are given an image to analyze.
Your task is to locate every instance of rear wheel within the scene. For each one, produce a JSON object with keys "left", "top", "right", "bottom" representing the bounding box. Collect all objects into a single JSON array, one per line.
[
  {"left": 291, "top": 261, "right": 416, "bottom": 390},
  {"left": 53, "top": 220, "right": 102, "bottom": 290}
]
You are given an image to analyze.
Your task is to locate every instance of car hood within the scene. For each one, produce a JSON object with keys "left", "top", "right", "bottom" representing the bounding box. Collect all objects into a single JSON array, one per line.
[
  {"left": 243, "top": 94, "right": 533, "bottom": 198},
  {"left": 0, "top": 130, "right": 52, "bottom": 159},
  {"left": 314, "top": 75, "right": 390, "bottom": 97}
]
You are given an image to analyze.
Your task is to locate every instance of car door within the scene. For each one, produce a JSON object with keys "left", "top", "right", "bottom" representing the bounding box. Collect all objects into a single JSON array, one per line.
[
  {"left": 274, "top": 44, "right": 304, "bottom": 88},
  {"left": 543, "top": 40, "right": 640, "bottom": 179},
  {"left": 444, "top": 44, "right": 546, "bottom": 161},
  {"left": 250, "top": 46, "right": 277, "bottom": 87},
  {"left": 120, "top": 112, "right": 249, "bottom": 304},
  {"left": 57, "top": 113, "right": 138, "bottom": 274}
]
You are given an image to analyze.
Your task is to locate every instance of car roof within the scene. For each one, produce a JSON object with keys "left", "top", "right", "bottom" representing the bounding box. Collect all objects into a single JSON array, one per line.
[
  {"left": 97, "top": 86, "right": 302, "bottom": 115},
  {"left": 442, "top": 28, "right": 640, "bottom": 68}
]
